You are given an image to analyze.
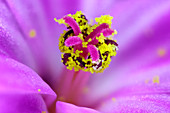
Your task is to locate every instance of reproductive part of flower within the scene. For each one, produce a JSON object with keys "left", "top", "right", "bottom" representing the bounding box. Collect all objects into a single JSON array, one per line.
[{"left": 54, "top": 11, "right": 118, "bottom": 73}]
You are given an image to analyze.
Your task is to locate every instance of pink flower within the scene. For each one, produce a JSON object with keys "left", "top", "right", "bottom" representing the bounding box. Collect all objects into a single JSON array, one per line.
[{"left": 0, "top": 0, "right": 170, "bottom": 113}]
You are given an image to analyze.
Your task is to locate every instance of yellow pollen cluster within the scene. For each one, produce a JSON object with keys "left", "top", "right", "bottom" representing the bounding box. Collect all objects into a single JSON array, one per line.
[
  {"left": 55, "top": 11, "right": 118, "bottom": 73},
  {"left": 95, "top": 15, "right": 113, "bottom": 27}
]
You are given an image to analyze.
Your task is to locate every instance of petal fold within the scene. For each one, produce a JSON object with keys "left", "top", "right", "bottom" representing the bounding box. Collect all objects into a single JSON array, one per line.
[{"left": 0, "top": 55, "right": 57, "bottom": 107}]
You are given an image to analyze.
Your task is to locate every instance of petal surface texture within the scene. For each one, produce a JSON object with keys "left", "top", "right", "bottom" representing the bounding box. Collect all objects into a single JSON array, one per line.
[
  {"left": 0, "top": 55, "right": 57, "bottom": 112},
  {"left": 0, "top": 0, "right": 35, "bottom": 67}
]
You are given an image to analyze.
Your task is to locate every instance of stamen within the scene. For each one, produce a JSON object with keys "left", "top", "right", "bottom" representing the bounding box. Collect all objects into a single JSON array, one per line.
[
  {"left": 87, "top": 45, "right": 99, "bottom": 61},
  {"left": 99, "top": 28, "right": 114, "bottom": 37},
  {"left": 63, "top": 16, "right": 81, "bottom": 36},
  {"left": 85, "top": 23, "right": 109, "bottom": 42},
  {"left": 89, "top": 28, "right": 114, "bottom": 45},
  {"left": 65, "top": 36, "right": 82, "bottom": 47},
  {"left": 55, "top": 11, "right": 118, "bottom": 73}
]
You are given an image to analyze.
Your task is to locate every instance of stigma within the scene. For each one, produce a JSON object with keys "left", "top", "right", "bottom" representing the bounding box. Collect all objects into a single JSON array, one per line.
[{"left": 54, "top": 11, "right": 118, "bottom": 73}]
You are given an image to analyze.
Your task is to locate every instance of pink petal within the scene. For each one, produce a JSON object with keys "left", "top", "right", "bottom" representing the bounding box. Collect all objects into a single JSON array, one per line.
[
  {"left": 97, "top": 94, "right": 170, "bottom": 113},
  {"left": 63, "top": 16, "right": 81, "bottom": 36},
  {"left": 56, "top": 101, "right": 100, "bottom": 113},
  {"left": 0, "top": 94, "right": 48, "bottom": 113},
  {"left": 0, "top": 1, "right": 35, "bottom": 67},
  {"left": 4, "top": 0, "right": 65, "bottom": 86},
  {"left": 65, "top": 36, "right": 82, "bottom": 47},
  {"left": 0, "top": 55, "right": 57, "bottom": 107},
  {"left": 87, "top": 45, "right": 99, "bottom": 61}
]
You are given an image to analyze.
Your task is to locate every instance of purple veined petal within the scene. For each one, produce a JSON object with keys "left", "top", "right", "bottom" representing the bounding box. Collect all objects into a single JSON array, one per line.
[
  {"left": 92, "top": 61, "right": 170, "bottom": 110},
  {"left": 65, "top": 36, "right": 82, "bottom": 47},
  {"left": 0, "top": 1, "right": 36, "bottom": 68},
  {"left": 95, "top": 63, "right": 170, "bottom": 112},
  {"left": 63, "top": 16, "right": 81, "bottom": 36},
  {"left": 56, "top": 101, "right": 100, "bottom": 113},
  {"left": 0, "top": 94, "right": 48, "bottom": 113},
  {"left": 4, "top": 0, "right": 66, "bottom": 87},
  {"left": 0, "top": 55, "right": 57, "bottom": 108},
  {"left": 77, "top": 1, "right": 170, "bottom": 107}
]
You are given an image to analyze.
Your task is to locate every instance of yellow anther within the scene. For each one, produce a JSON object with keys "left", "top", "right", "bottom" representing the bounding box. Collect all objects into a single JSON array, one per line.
[
  {"left": 38, "top": 89, "right": 41, "bottom": 92},
  {"left": 82, "top": 42, "right": 88, "bottom": 48},
  {"left": 88, "top": 38, "right": 92, "bottom": 42},
  {"left": 29, "top": 29, "right": 36, "bottom": 38},
  {"left": 42, "top": 111, "right": 46, "bottom": 113},
  {"left": 89, "top": 19, "right": 93, "bottom": 25},
  {"left": 78, "top": 33, "right": 84, "bottom": 41},
  {"left": 54, "top": 18, "right": 65, "bottom": 24},
  {"left": 114, "top": 30, "right": 118, "bottom": 35},
  {"left": 153, "top": 75, "right": 160, "bottom": 84},
  {"left": 95, "top": 15, "right": 113, "bottom": 27}
]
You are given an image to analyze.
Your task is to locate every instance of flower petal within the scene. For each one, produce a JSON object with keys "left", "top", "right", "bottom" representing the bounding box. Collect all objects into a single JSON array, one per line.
[
  {"left": 0, "top": 1, "right": 35, "bottom": 67},
  {"left": 3, "top": 0, "right": 68, "bottom": 87},
  {"left": 93, "top": 62, "right": 170, "bottom": 110},
  {"left": 79, "top": 0, "right": 170, "bottom": 107},
  {"left": 0, "top": 94, "right": 48, "bottom": 113},
  {"left": 0, "top": 55, "right": 57, "bottom": 107},
  {"left": 56, "top": 101, "right": 100, "bottom": 113},
  {"left": 97, "top": 94, "right": 170, "bottom": 113}
]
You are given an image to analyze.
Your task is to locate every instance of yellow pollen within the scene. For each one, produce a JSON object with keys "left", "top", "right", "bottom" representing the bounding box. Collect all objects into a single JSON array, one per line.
[
  {"left": 153, "top": 75, "right": 160, "bottom": 84},
  {"left": 38, "top": 89, "right": 41, "bottom": 92},
  {"left": 29, "top": 29, "right": 36, "bottom": 38},
  {"left": 157, "top": 48, "right": 166, "bottom": 57},
  {"left": 89, "top": 19, "right": 93, "bottom": 25},
  {"left": 42, "top": 111, "right": 46, "bottom": 113},
  {"left": 112, "top": 97, "right": 116, "bottom": 102}
]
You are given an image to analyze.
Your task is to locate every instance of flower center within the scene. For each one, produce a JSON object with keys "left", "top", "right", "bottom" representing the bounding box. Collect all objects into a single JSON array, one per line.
[{"left": 54, "top": 11, "right": 118, "bottom": 73}]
